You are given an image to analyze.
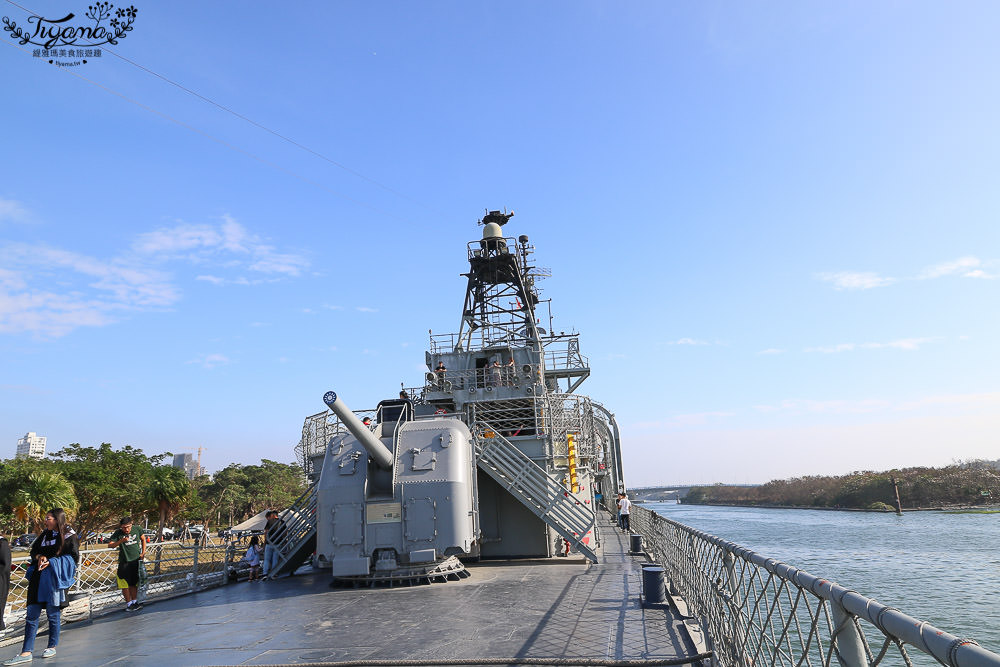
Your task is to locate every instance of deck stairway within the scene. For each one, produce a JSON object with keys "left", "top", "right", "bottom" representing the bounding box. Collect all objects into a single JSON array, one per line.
[
  {"left": 472, "top": 422, "right": 598, "bottom": 563},
  {"left": 267, "top": 481, "right": 319, "bottom": 578}
]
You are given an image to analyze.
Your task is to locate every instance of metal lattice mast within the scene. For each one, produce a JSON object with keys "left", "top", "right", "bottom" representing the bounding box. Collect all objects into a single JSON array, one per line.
[{"left": 456, "top": 210, "right": 544, "bottom": 352}]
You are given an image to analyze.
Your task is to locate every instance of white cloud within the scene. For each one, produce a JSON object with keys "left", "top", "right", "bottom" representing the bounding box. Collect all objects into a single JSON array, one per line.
[
  {"left": 356, "top": 306, "right": 378, "bottom": 313},
  {"left": 0, "top": 197, "right": 31, "bottom": 223},
  {"left": 918, "top": 256, "right": 982, "bottom": 279},
  {"left": 962, "top": 269, "right": 997, "bottom": 279},
  {"left": 0, "top": 288, "right": 117, "bottom": 337},
  {"left": 0, "top": 215, "right": 306, "bottom": 338},
  {"left": 186, "top": 353, "right": 230, "bottom": 369},
  {"left": 818, "top": 255, "right": 997, "bottom": 291},
  {"left": 753, "top": 398, "right": 891, "bottom": 415},
  {"left": 753, "top": 392, "right": 1000, "bottom": 416},
  {"left": 757, "top": 348, "right": 784, "bottom": 355},
  {"left": 816, "top": 271, "right": 895, "bottom": 290},
  {"left": 806, "top": 337, "right": 937, "bottom": 353},
  {"left": 634, "top": 411, "right": 737, "bottom": 429},
  {"left": 0, "top": 243, "right": 178, "bottom": 337},
  {"left": 132, "top": 215, "right": 309, "bottom": 277},
  {"left": 249, "top": 249, "right": 309, "bottom": 276},
  {"left": 667, "top": 337, "right": 708, "bottom": 346}
]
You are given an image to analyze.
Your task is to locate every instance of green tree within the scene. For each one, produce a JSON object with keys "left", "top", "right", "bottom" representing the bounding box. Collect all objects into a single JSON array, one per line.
[
  {"left": 12, "top": 470, "right": 78, "bottom": 532},
  {"left": 244, "top": 460, "right": 304, "bottom": 515},
  {"left": 51, "top": 443, "right": 162, "bottom": 538},
  {"left": 145, "top": 465, "right": 190, "bottom": 541}
]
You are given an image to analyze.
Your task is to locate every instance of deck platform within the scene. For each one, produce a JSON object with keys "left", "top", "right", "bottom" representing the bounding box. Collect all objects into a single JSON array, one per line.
[{"left": 3, "top": 520, "right": 702, "bottom": 666}]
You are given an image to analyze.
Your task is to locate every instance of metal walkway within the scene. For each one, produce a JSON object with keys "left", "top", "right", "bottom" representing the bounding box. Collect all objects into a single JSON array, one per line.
[{"left": 473, "top": 422, "right": 599, "bottom": 563}]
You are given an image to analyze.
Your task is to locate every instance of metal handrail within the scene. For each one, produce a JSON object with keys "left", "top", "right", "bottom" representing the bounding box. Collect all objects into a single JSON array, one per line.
[
  {"left": 266, "top": 482, "right": 319, "bottom": 577},
  {"left": 1, "top": 542, "right": 231, "bottom": 636},
  {"left": 472, "top": 421, "right": 598, "bottom": 562},
  {"left": 630, "top": 506, "right": 1000, "bottom": 667}
]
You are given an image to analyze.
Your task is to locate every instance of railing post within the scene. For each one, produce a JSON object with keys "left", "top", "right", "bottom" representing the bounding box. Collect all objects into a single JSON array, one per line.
[
  {"left": 191, "top": 543, "right": 199, "bottom": 592},
  {"left": 830, "top": 599, "right": 868, "bottom": 667},
  {"left": 722, "top": 551, "right": 740, "bottom": 606}
]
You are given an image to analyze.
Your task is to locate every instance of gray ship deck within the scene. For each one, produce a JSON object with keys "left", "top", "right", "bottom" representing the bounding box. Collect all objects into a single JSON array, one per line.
[{"left": 9, "top": 520, "right": 702, "bottom": 666}]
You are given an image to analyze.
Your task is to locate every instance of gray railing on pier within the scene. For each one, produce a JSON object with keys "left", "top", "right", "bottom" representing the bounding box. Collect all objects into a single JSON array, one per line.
[{"left": 631, "top": 505, "right": 1000, "bottom": 667}]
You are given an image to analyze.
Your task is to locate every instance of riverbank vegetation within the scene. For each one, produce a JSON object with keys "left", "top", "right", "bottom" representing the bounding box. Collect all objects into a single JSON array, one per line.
[
  {"left": 0, "top": 443, "right": 306, "bottom": 537},
  {"left": 684, "top": 460, "right": 1000, "bottom": 510}
]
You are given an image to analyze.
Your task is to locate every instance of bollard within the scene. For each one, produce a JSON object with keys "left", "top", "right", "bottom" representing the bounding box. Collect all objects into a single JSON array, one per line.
[
  {"left": 629, "top": 533, "right": 643, "bottom": 554},
  {"left": 641, "top": 566, "right": 667, "bottom": 607}
]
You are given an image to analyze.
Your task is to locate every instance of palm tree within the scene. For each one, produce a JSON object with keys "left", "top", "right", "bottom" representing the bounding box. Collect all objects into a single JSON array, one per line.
[
  {"left": 145, "top": 465, "right": 190, "bottom": 574},
  {"left": 12, "top": 470, "right": 78, "bottom": 532},
  {"left": 146, "top": 465, "right": 190, "bottom": 540}
]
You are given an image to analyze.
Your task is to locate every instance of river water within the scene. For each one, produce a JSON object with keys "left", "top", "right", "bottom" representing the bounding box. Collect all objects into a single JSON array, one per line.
[{"left": 645, "top": 502, "right": 1000, "bottom": 654}]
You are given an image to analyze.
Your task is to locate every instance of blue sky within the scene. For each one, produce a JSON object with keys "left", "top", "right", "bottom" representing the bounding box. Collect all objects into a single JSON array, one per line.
[{"left": 1, "top": 2, "right": 997, "bottom": 485}]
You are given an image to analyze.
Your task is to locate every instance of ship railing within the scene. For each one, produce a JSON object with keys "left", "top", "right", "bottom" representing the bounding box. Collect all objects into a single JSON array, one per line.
[
  {"left": 464, "top": 394, "right": 605, "bottom": 461},
  {"left": 630, "top": 506, "right": 1000, "bottom": 667},
  {"left": 1, "top": 542, "right": 233, "bottom": 632},
  {"left": 423, "top": 365, "right": 540, "bottom": 394},
  {"left": 297, "top": 407, "right": 377, "bottom": 477},
  {"left": 542, "top": 337, "right": 590, "bottom": 371}
]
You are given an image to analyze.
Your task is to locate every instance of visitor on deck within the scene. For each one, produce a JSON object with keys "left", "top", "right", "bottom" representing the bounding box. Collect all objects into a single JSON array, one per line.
[
  {"left": 3, "top": 508, "right": 78, "bottom": 665},
  {"left": 0, "top": 531, "right": 10, "bottom": 640},
  {"left": 242, "top": 535, "right": 263, "bottom": 581},
  {"left": 109, "top": 516, "right": 146, "bottom": 613}
]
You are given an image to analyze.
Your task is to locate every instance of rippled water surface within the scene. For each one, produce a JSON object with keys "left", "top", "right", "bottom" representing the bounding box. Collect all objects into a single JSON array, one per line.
[{"left": 645, "top": 502, "right": 1000, "bottom": 653}]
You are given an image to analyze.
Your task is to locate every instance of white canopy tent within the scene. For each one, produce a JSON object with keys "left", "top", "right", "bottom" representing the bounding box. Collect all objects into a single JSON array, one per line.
[{"left": 228, "top": 508, "right": 295, "bottom": 533}]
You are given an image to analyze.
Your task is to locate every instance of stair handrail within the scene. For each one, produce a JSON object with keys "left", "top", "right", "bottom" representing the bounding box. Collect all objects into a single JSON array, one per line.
[
  {"left": 268, "top": 481, "right": 319, "bottom": 576},
  {"left": 472, "top": 420, "right": 597, "bottom": 562}
]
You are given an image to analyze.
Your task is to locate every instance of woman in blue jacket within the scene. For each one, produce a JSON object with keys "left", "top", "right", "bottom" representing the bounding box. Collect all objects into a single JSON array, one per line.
[{"left": 3, "top": 508, "right": 78, "bottom": 665}]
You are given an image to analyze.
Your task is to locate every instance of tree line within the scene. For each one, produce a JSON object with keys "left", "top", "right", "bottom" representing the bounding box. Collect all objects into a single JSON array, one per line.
[
  {"left": 0, "top": 443, "right": 306, "bottom": 540},
  {"left": 684, "top": 460, "right": 1000, "bottom": 510}
]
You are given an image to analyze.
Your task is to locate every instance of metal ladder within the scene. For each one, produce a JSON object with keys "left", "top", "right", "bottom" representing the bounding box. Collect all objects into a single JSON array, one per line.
[
  {"left": 472, "top": 422, "right": 598, "bottom": 563},
  {"left": 267, "top": 481, "right": 319, "bottom": 578}
]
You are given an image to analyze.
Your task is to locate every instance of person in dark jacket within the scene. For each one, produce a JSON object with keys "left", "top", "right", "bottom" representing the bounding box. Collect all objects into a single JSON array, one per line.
[
  {"left": 3, "top": 508, "right": 79, "bottom": 664},
  {"left": 0, "top": 533, "right": 10, "bottom": 638}
]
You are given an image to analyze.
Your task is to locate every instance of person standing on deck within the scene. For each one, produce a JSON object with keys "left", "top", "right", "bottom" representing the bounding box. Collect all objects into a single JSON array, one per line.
[
  {"left": 618, "top": 493, "right": 632, "bottom": 533},
  {"left": 262, "top": 510, "right": 280, "bottom": 580},
  {"left": 3, "top": 508, "right": 78, "bottom": 664},
  {"left": 109, "top": 516, "right": 146, "bottom": 612},
  {"left": 0, "top": 532, "right": 9, "bottom": 639}
]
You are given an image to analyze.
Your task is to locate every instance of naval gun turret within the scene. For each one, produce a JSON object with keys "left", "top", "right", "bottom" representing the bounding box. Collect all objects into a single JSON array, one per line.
[
  {"left": 299, "top": 211, "right": 625, "bottom": 583},
  {"left": 313, "top": 392, "right": 476, "bottom": 582}
]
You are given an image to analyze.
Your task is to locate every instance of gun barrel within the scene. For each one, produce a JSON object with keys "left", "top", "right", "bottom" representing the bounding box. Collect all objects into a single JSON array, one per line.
[{"left": 323, "top": 391, "right": 394, "bottom": 469}]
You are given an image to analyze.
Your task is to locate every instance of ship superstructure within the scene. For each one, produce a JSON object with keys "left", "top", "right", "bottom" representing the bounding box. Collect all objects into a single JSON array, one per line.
[{"left": 291, "top": 211, "right": 626, "bottom": 581}]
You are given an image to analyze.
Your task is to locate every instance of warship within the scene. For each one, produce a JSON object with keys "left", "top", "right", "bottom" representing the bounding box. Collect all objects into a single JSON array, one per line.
[
  {"left": 294, "top": 209, "right": 625, "bottom": 583},
  {"left": 10, "top": 211, "right": 999, "bottom": 667}
]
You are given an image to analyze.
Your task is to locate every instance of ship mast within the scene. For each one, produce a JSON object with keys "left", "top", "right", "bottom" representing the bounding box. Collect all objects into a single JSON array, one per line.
[{"left": 455, "top": 210, "right": 544, "bottom": 352}]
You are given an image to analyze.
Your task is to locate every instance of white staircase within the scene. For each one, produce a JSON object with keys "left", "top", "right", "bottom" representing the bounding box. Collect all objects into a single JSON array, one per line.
[
  {"left": 472, "top": 422, "right": 598, "bottom": 563},
  {"left": 268, "top": 482, "right": 319, "bottom": 578}
]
